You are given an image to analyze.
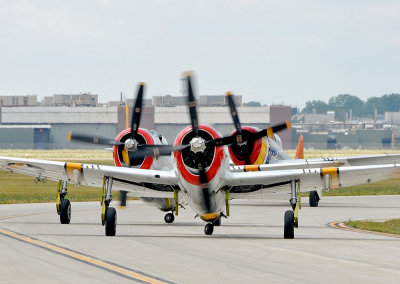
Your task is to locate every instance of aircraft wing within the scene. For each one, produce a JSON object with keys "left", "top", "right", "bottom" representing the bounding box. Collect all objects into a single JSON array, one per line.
[
  {"left": 0, "top": 157, "right": 177, "bottom": 198},
  {"left": 226, "top": 163, "right": 400, "bottom": 199},
  {"left": 274, "top": 154, "right": 400, "bottom": 166},
  {"left": 229, "top": 154, "right": 400, "bottom": 173}
]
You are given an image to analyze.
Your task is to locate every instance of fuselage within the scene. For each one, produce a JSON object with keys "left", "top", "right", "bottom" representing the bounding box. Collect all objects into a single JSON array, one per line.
[{"left": 112, "top": 125, "right": 287, "bottom": 221}]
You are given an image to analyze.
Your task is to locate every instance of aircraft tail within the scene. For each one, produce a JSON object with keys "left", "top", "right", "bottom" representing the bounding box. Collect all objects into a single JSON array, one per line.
[{"left": 295, "top": 135, "right": 304, "bottom": 159}]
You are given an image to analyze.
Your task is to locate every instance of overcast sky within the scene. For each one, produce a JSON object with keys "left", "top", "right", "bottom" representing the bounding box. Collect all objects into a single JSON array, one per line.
[{"left": 0, "top": 0, "right": 399, "bottom": 108}]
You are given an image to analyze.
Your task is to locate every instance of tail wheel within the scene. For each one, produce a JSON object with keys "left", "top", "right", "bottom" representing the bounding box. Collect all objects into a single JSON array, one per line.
[
  {"left": 60, "top": 199, "right": 71, "bottom": 224},
  {"left": 204, "top": 223, "right": 214, "bottom": 235},
  {"left": 105, "top": 207, "right": 117, "bottom": 236},
  {"left": 164, "top": 213, "right": 175, "bottom": 224},
  {"left": 284, "top": 210, "right": 294, "bottom": 239}
]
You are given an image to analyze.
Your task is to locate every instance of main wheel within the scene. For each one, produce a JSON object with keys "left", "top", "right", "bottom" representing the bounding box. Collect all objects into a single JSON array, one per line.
[
  {"left": 164, "top": 213, "right": 175, "bottom": 223},
  {"left": 59, "top": 199, "right": 71, "bottom": 224},
  {"left": 309, "top": 190, "right": 319, "bottom": 207},
  {"left": 284, "top": 210, "right": 294, "bottom": 239},
  {"left": 204, "top": 223, "right": 214, "bottom": 235},
  {"left": 105, "top": 207, "right": 117, "bottom": 236}
]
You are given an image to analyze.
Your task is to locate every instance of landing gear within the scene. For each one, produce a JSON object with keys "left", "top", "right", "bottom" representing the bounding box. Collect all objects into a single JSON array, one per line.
[
  {"left": 309, "top": 190, "right": 319, "bottom": 207},
  {"left": 56, "top": 180, "right": 71, "bottom": 224},
  {"left": 101, "top": 177, "right": 116, "bottom": 236},
  {"left": 105, "top": 207, "right": 117, "bottom": 236},
  {"left": 284, "top": 210, "right": 294, "bottom": 239},
  {"left": 164, "top": 212, "right": 175, "bottom": 223},
  {"left": 59, "top": 198, "right": 71, "bottom": 224},
  {"left": 285, "top": 180, "right": 301, "bottom": 239},
  {"left": 213, "top": 215, "right": 221, "bottom": 226},
  {"left": 204, "top": 223, "right": 214, "bottom": 235}
]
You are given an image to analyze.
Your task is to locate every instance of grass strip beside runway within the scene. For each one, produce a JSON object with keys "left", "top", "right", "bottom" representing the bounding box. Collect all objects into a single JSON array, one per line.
[{"left": 346, "top": 219, "right": 400, "bottom": 235}]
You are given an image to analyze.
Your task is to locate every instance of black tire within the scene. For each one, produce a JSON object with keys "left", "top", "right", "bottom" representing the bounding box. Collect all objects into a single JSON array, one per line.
[
  {"left": 59, "top": 199, "right": 71, "bottom": 224},
  {"left": 309, "top": 190, "right": 319, "bottom": 207},
  {"left": 284, "top": 210, "right": 294, "bottom": 239},
  {"left": 204, "top": 223, "right": 214, "bottom": 235},
  {"left": 105, "top": 207, "right": 117, "bottom": 236},
  {"left": 164, "top": 213, "right": 175, "bottom": 224}
]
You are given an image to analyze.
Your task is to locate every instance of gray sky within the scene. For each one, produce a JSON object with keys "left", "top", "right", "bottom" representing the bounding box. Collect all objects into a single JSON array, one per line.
[{"left": 0, "top": 0, "right": 399, "bottom": 108}]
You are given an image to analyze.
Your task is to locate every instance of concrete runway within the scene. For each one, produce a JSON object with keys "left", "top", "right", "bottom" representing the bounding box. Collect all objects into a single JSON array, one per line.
[{"left": 1, "top": 195, "right": 400, "bottom": 283}]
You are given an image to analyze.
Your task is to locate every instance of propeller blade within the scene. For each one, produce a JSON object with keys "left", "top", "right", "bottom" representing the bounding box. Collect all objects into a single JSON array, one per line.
[
  {"left": 196, "top": 153, "right": 211, "bottom": 212},
  {"left": 207, "top": 135, "right": 235, "bottom": 147},
  {"left": 125, "top": 144, "right": 190, "bottom": 163},
  {"left": 252, "top": 121, "right": 291, "bottom": 140},
  {"left": 130, "top": 83, "right": 145, "bottom": 140},
  {"left": 68, "top": 132, "right": 124, "bottom": 146},
  {"left": 130, "top": 144, "right": 190, "bottom": 159},
  {"left": 185, "top": 72, "right": 199, "bottom": 137},
  {"left": 119, "top": 190, "right": 127, "bottom": 208},
  {"left": 226, "top": 92, "right": 242, "bottom": 135}
]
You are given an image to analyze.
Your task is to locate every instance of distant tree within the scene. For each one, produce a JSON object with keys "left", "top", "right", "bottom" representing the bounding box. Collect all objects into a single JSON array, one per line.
[
  {"left": 247, "top": 101, "right": 261, "bottom": 107},
  {"left": 327, "top": 94, "right": 365, "bottom": 121},
  {"left": 301, "top": 100, "right": 329, "bottom": 114},
  {"left": 302, "top": 93, "right": 400, "bottom": 121}
]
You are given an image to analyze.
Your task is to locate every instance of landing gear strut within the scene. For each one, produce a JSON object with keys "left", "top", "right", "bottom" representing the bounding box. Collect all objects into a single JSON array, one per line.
[
  {"left": 56, "top": 180, "right": 71, "bottom": 224},
  {"left": 213, "top": 215, "right": 221, "bottom": 226},
  {"left": 285, "top": 180, "right": 301, "bottom": 239},
  {"left": 101, "top": 177, "right": 117, "bottom": 236}
]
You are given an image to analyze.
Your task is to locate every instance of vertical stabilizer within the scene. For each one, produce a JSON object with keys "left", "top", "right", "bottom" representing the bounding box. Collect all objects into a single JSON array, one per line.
[{"left": 295, "top": 135, "right": 304, "bottom": 159}]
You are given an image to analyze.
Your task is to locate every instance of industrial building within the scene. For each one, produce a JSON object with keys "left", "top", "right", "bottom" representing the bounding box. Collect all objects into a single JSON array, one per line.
[
  {"left": 0, "top": 96, "right": 291, "bottom": 149},
  {"left": 1, "top": 92, "right": 399, "bottom": 150}
]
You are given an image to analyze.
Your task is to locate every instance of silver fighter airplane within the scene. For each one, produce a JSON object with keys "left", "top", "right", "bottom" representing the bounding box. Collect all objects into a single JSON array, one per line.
[{"left": 1, "top": 72, "right": 400, "bottom": 239}]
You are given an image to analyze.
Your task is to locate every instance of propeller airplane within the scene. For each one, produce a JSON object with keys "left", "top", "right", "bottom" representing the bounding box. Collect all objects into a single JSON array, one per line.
[{"left": 1, "top": 72, "right": 400, "bottom": 239}]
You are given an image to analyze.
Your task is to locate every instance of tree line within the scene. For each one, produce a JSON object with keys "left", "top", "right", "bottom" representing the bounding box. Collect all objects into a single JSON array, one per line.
[{"left": 301, "top": 94, "right": 400, "bottom": 121}]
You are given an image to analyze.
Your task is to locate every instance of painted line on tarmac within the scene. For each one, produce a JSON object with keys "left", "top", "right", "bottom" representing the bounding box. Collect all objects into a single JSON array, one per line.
[
  {"left": 329, "top": 222, "right": 400, "bottom": 239},
  {"left": 0, "top": 226, "right": 174, "bottom": 284},
  {"left": 0, "top": 214, "right": 30, "bottom": 221}
]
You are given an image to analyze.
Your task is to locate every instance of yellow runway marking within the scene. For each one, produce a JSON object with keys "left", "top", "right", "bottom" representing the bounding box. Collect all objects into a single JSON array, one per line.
[
  {"left": 0, "top": 226, "right": 172, "bottom": 283},
  {"left": 329, "top": 222, "right": 400, "bottom": 239}
]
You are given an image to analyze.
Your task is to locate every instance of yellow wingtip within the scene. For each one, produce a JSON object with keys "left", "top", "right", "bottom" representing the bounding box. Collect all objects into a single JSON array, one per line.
[
  {"left": 286, "top": 121, "right": 291, "bottom": 128},
  {"left": 67, "top": 132, "right": 72, "bottom": 142},
  {"left": 225, "top": 91, "right": 232, "bottom": 96},
  {"left": 139, "top": 82, "right": 145, "bottom": 86}
]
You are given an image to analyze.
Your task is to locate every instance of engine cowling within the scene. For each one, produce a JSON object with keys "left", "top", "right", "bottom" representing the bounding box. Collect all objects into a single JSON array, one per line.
[
  {"left": 174, "top": 124, "right": 224, "bottom": 185},
  {"left": 228, "top": 126, "right": 269, "bottom": 166},
  {"left": 113, "top": 128, "right": 157, "bottom": 169}
]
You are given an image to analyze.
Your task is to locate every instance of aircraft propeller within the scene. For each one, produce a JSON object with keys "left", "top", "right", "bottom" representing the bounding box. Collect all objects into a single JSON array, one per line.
[
  {"left": 184, "top": 72, "right": 211, "bottom": 211},
  {"left": 208, "top": 92, "right": 291, "bottom": 164}
]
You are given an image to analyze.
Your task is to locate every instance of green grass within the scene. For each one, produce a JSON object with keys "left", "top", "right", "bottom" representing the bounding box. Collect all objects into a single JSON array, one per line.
[
  {"left": 0, "top": 173, "right": 101, "bottom": 204},
  {"left": 346, "top": 219, "right": 400, "bottom": 235},
  {"left": 323, "top": 177, "right": 400, "bottom": 196}
]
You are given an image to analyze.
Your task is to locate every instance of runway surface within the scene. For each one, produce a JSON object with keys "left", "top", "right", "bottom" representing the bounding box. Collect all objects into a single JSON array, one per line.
[{"left": 1, "top": 195, "right": 400, "bottom": 283}]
